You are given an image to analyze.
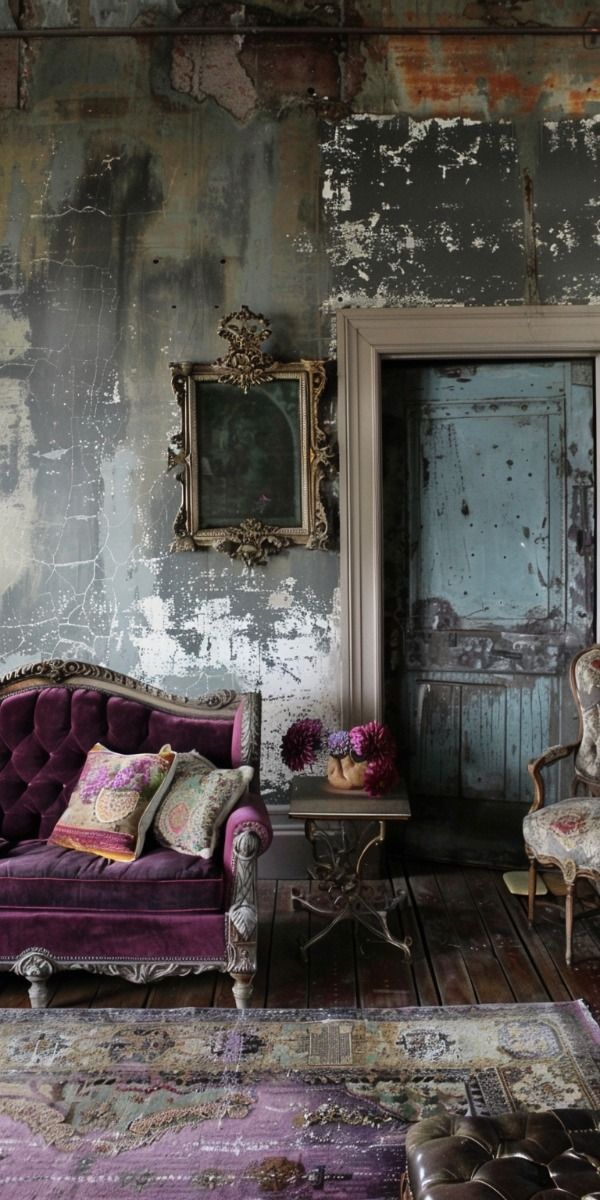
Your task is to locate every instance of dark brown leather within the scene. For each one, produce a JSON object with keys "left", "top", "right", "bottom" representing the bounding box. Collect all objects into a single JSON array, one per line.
[{"left": 403, "top": 1109, "right": 600, "bottom": 1199}]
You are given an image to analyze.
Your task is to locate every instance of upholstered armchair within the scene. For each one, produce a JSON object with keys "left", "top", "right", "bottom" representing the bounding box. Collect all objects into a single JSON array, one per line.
[{"left": 525, "top": 645, "right": 600, "bottom": 965}]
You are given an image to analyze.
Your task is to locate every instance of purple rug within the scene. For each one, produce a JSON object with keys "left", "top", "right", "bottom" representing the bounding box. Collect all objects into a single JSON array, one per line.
[{"left": 0, "top": 1002, "right": 599, "bottom": 1198}]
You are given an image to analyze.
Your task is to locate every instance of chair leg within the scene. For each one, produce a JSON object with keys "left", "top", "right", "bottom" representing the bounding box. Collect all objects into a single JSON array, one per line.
[
  {"left": 527, "top": 860, "right": 537, "bottom": 924},
  {"left": 565, "top": 883, "right": 575, "bottom": 967}
]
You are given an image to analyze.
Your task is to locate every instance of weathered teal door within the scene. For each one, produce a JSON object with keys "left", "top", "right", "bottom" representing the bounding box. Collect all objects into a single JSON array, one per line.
[{"left": 382, "top": 360, "right": 595, "bottom": 864}]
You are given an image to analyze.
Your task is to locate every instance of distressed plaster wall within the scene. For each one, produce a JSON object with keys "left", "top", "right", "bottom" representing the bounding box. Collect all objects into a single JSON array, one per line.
[{"left": 0, "top": 1, "right": 599, "bottom": 801}]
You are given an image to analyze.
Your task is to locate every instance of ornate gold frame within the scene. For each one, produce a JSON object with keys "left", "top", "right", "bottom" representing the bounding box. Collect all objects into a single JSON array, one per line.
[{"left": 168, "top": 356, "right": 332, "bottom": 567}]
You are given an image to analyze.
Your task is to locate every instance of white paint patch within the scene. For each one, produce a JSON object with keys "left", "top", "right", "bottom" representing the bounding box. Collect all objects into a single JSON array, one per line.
[
  {"left": 547, "top": 219, "right": 579, "bottom": 258},
  {"left": 292, "top": 233, "right": 316, "bottom": 256},
  {"left": 545, "top": 114, "right": 600, "bottom": 159},
  {"left": 32, "top": 446, "right": 72, "bottom": 461},
  {"left": 0, "top": 378, "right": 37, "bottom": 596},
  {"left": 0, "top": 310, "right": 30, "bottom": 355},
  {"left": 322, "top": 173, "right": 352, "bottom": 211},
  {"left": 129, "top": 582, "right": 341, "bottom": 802},
  {"left": 268, "top": 591, "right": 293, "bottom": 609},
  {"left": 131, "top": 594, "right": 199, "bottom": 680}
]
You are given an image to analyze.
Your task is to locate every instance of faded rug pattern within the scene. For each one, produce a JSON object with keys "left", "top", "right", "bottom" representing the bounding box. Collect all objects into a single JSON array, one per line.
[{"left": 0, "top": 1002, "right": 598, "bottom": 1198}]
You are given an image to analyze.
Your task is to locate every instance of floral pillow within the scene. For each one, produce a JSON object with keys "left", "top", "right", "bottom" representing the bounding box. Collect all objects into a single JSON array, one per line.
[
  {"left": 153, "top": 751, "right": 254, "bottom": 859},
  {"left": 48, "top": 743, "right": 177, "bottom": 862}
]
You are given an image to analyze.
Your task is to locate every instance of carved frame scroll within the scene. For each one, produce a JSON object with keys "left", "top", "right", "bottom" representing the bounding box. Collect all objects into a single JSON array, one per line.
[{"left": 168, "top": 359, "right": 331, "bottom": 567}]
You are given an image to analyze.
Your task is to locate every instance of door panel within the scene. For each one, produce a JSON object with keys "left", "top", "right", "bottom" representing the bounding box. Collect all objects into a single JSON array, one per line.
[{"left": 382, "top": 359, "right": 595, "bottom": 854}]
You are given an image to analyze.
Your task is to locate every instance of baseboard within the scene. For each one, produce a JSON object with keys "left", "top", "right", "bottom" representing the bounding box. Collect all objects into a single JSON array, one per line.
[{"left": 258, "top": 804, "right": 313, "bottom": 879}]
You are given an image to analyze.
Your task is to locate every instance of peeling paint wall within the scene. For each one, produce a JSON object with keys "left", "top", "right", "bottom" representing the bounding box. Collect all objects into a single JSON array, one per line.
[{"left": 0, "top": 1, "right": 599, "bottom": 801}]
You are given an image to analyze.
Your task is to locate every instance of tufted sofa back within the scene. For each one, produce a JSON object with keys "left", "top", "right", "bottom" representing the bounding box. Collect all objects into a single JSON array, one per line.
[
  {"left": 0, "top": 662, "right": 260, "bottom": 843},
  {"left": 572, "top": 646, "right": 600, "bottom": 789}
]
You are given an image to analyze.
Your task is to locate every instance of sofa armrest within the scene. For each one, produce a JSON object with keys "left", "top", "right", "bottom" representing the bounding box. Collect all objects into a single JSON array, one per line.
[{"left": 222, "top": 792, "right": 272, "bottom": 899}]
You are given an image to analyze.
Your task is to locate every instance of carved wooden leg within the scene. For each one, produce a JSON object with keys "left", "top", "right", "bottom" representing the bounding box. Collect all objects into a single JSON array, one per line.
[
  {"left": 13, "top": 949, "right": 55, "bottom": 1009},
  {"left": 527, "top": 860, "right": 537, "bottom": 924},
  {"left": 227, "top": 830, "right": 260, "bottom": 1005},
  {"left": 27, "top": 978, "right": 50, "bottom": 1008},
  {"left": 231, "top": 973, "right": 254, "bottom": 1009},
  {"left": 565, "top": 882, "right": 575, "bottom": 967},
  {"left": 560, "top": 862, "right": 578, "bottom": 967},
  {"left": 564, "top": 888, "right": 573, "bottom": 969}
]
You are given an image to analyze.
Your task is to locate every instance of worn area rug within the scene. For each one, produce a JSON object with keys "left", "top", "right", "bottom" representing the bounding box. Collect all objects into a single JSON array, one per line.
[{"left": 0, "top": 1002, "right": 599, "bottom": 1198}]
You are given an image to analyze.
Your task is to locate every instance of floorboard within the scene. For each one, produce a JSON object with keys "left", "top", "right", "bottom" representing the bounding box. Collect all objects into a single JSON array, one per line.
[
  {"left": 2, "top": 864, "right": 600, "bottom": 1012},
  {"left": 356, "top": 876, "right": 417, "bottom": 1008},
  {"left": 463, "top": 868, "right": 556, "bottom": 1003},
  {"left": 434, "top": 867, "right": 514, "bottom": 1004},
  {"left": 406, "top": 867, "right": 477, "bottom": 1006}
]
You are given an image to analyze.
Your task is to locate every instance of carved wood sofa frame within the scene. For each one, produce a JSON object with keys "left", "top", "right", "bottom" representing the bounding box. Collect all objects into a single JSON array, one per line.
[{"left": 0, "top": 660, "right": 272, "bottom": 1008}]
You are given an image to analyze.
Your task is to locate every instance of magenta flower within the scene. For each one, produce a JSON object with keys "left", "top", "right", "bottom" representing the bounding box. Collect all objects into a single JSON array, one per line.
[
  {"left": 364, "top": 756, "right": 398, "bottom": 797},
  {"left": 281, "top": 718, "right": 323, "bottom": 772},
  {"left": 350, "top": 720, "right": 396, "bottom": 762}
]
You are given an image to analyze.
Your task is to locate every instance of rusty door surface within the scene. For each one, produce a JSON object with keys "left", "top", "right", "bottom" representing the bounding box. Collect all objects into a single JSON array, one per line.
[{"left": 382, "top": 359, "right": 595, "bottom": 863}]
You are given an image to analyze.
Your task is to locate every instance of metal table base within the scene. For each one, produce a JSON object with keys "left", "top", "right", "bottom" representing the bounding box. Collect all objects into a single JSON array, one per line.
[{"left": 291, "top": 817, "right": 412, "bottom": 960}]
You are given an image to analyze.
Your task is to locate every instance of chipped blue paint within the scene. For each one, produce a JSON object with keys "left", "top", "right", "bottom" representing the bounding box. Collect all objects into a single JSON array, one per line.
[{"left": 382, "top": 359, "right": 594, "bottom": 815}]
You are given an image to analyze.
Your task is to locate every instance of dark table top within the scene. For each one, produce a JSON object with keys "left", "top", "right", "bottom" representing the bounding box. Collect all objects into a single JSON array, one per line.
[{"left": 288, "top": 774, "right": 411, "bottom": 821}]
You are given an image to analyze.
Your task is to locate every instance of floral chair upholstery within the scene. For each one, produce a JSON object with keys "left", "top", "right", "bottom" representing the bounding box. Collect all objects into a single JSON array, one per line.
[{"left": 525, "top": 645, "right": 600, "bottom": 965}]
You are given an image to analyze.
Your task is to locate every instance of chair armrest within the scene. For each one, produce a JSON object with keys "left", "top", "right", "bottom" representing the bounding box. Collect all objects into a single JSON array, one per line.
[
  {"left": 527, "top": 742, "right": 579, "bottom": 812},
  {"left": 222, "top": 792, "right": 272, "bottom": 899}
]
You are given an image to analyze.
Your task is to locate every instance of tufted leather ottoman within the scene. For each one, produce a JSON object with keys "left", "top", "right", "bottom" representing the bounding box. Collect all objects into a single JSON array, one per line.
[{"left": 402, "top": 1108, "right": 600, "bottom": 1199}]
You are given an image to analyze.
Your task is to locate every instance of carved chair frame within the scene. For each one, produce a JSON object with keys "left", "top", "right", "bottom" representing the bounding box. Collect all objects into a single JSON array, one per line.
[{"left": 526, "top": 643, "right": 600, "bottom": 966}]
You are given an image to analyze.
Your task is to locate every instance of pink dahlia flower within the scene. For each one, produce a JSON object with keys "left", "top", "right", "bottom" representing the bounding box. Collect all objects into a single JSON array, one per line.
[
  {"left": 350, "top": 720, "right": 396, "bottom": 762},
  {"left": 364, "top": 756, "right": 398, "bottom": 797}
]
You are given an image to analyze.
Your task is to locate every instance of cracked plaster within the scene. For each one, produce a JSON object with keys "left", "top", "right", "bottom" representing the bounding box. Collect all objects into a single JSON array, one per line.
[{"left": 1, "top": 9, "right": 600, "bottom": 801}]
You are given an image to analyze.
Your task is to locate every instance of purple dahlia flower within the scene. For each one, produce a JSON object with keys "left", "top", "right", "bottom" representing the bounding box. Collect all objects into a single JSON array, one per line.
[
  {"left": 280, "top": 718, "right": 323, "bottom": 772},
  {"left": 327, "top": 729, "right": 351, "bottom": 758}
]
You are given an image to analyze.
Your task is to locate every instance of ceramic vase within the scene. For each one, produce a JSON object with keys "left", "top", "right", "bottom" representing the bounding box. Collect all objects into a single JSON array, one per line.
[{"left": 326, "top": 754, "right": 368, "bottom": 790}]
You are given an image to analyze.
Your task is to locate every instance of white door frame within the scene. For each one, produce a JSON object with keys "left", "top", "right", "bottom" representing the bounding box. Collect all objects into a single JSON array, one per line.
[{"left": 336, "top": 305, "right": 600, "bottom": 726}]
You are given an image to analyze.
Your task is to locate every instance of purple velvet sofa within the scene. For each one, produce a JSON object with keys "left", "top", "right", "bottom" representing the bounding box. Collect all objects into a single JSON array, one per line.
[{"left": 0, "top": 659, "right": 272, "bottom": 1008}]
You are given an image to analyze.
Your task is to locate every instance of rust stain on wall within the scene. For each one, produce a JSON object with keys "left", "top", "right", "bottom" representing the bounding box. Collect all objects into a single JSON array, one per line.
[
  {"left": 240, "top": 34, "right": 343, "bottom": 114},
  {"left": 355, "top": 32, "right": 600, "bottom": 118}
]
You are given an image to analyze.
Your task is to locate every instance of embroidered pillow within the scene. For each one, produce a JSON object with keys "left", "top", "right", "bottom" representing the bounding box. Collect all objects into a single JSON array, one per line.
[
  {"left": 48, "top": 743, "right": 177, "bottom": 862},
  {"left": 153, "top": 751, "right": 254, "bottom": 859}
]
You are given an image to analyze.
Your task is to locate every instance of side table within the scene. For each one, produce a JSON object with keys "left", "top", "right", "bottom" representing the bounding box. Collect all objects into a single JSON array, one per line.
[{"left": 288, "top": 775, "right": 412, "bottom": 959}]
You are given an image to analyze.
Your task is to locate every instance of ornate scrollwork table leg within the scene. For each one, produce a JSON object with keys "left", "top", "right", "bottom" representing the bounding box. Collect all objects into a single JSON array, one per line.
[{"left": 292, "top": 819, "right": 412, "bottom": 960}]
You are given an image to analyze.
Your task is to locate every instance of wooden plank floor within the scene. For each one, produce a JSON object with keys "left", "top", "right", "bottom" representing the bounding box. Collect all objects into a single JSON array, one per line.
[{"left": 2, "top": 863, "right": 600, "bottom": 1011}]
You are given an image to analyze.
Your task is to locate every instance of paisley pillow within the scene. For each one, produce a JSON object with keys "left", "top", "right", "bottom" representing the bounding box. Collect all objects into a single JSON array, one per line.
[
  {"left": 153, "top": 751, "right": 254, "bottom": 859},
  {"left": 48, "top": 743, "right": 177, "bottom": 862}
]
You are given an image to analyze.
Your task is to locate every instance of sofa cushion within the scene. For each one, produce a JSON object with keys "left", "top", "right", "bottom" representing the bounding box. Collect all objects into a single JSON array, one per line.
[
  {"left": 48, "top": 743, "right": 177, "bottom": 862},
  {"left": 523, "top": 796, "right": 600, "bottom": 871},
  {"left": 0, "top": 840, "right": 224, "bottom": 911},
  {"left": 0, "top": 686, "right": 239, "bottom": 841},
  {"left": 154, "top": 752, "right": 254, "bottom": 858}
]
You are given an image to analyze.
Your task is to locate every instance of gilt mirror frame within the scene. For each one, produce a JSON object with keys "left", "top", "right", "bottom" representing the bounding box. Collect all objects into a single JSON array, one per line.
[
  {"left": 168, "top": 359, "right": 331, "bottom": 567},
  {"left": 337, "top": 305, "right": 600, "bottom": 727}
]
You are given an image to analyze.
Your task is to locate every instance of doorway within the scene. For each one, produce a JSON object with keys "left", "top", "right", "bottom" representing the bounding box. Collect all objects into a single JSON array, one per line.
[
  {"left": 381, "top": 358, "right": 594, "bottom": 863},
  {"left": 336, "top": 307, "right": 600, "bottom": 864}
]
